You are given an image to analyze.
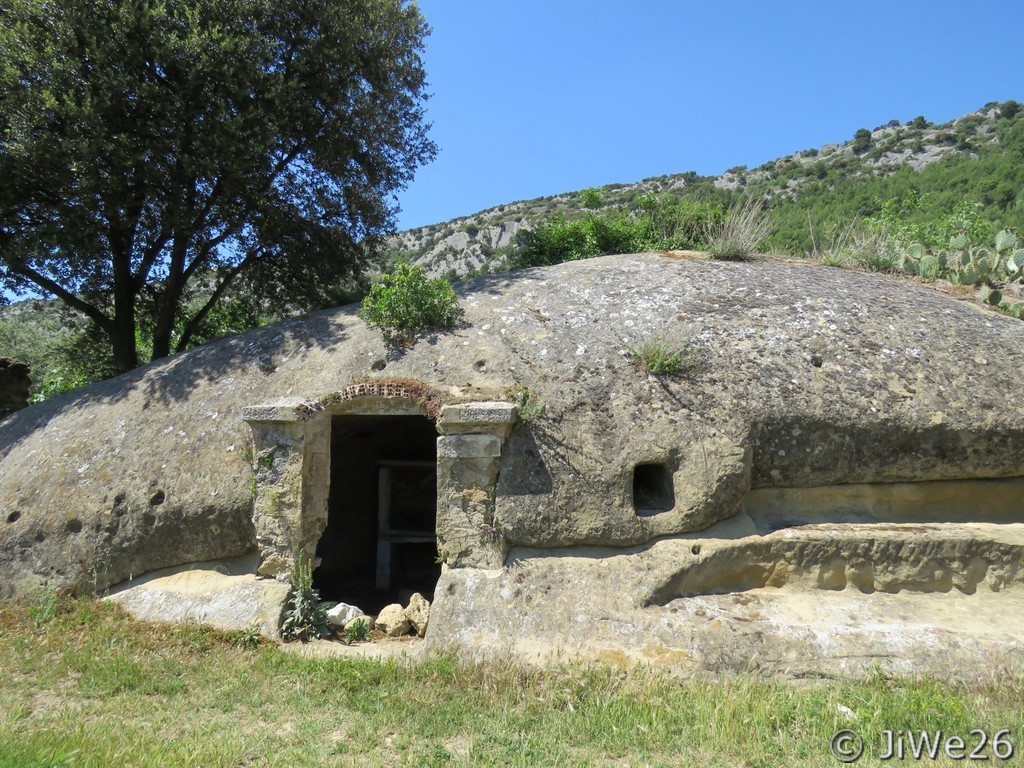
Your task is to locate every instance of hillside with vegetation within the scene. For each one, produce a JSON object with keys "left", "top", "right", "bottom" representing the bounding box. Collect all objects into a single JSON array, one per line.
[
  {"left": 3, "top": 100, "right": 1023, "bottom": 399},
  {"left": 388, "top": 100, "right": 1024, "bottom": 277}
]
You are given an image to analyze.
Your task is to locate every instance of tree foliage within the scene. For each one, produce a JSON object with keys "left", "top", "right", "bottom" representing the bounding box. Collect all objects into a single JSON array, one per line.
[
  {"left": 0, "top": 0, "right": 436, "bottom": 372},
  {"left": 851, "top": 128, "right": 873, "bottom": 155},
  {"left": 578, "top": 186, "right": 606, "bottom": 209}
]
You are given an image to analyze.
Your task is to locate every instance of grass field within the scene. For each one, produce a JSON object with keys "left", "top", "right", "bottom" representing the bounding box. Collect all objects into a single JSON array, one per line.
[{"left": 0, "top": 594, "right": 1021, "bottom": 767}]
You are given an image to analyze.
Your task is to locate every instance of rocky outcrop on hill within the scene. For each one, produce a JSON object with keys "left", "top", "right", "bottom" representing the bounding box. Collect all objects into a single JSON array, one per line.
[{"left": 389, "top": 103, "right": 1021, "bottom": 279}]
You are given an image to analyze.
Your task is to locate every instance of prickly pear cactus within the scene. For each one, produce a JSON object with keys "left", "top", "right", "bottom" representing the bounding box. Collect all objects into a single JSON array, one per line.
[
  {"left": 1006, "top": 249, "right": 1024, "bottom": 282},
  {"left": 995, "top": 229, "right": 1018, "bottom": 253},
  {"left": 949, "top": 232, "right": 969, "bottom": 250},
  {"left": 950, "top": 264, "right": 980, "bottom": 286},
  {"left": 919, "top": 254, "right": 941, "bottom": 280},
  {"left": 899, "top": 246, "right": 919, "bottom": 275},
  {"left": 967, "top": 249, "right": 995, "bottom": 283},
  {"left": 977, "top": 285, "right": 1003, "bottom": 306}
]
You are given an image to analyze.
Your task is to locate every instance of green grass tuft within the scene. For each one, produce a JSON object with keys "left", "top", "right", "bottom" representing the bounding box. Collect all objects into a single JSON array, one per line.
[{"left": 624, "top": 335, "right": 700, "bottom": 376}]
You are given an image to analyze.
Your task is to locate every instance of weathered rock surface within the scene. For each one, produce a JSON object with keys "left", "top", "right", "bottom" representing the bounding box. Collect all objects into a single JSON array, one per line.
[
  {"left": 104, "top": 554, "right": 289, "bottom": 639},
  {"left": 2, "top": 253, "right": 1024, "bottom": 677},
  {"left": 4, "top": 254, "right": 1023, "bottom": 595},
  {"left": 426, "top": 519, "right": 1024, "bottom": 679},
  {"left": 405, "top": 592, "right": 430, "bottom": 637},
  {"left": 376, "top": 603, "right": 410, "bottom": 637}
]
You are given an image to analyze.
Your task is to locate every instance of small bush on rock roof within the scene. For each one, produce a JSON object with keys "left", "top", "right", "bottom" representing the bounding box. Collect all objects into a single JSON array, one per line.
[{"left": 360, "top": 264, "right": 461, "bottom": 342}]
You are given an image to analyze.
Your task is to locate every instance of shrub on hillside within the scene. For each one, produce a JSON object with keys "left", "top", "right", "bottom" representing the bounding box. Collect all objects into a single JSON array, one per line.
[
  {"left": 579, "top": 186, "right": 606, "bottom": 209},
  {"left": 851, "top": 128, "right": 873, "bottom": 154},
  {"left": 512, "top": 196, "right": 724, "bottom": 269},
  {"left": 513, "top": 213, "right": 647, "bottom": 269},
  {"left": 636, "top": 195, "right": 725, "bottom": 250},
  {"left": 869, "top": 194, "right": 988, "bottom": 249}
]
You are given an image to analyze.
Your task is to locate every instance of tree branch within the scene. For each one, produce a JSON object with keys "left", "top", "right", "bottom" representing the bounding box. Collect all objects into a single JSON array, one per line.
[
  {"left": 134, "top": 225, "right": 173, "bottom": 292},
  {"left": 174, "top": 255, "right": 253, "bottom": 351},
  {"left": 6, "top": 262, "right": 111, "bottom": 331},
  {"left": 182, "top": 224, "right": 243, "bottom": 282}
]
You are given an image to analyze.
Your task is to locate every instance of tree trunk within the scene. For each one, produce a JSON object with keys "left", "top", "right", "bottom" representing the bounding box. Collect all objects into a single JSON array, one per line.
[
  {"left": 109, "top": 313, "right": 139, "bottom": 372},
  {"left": 150, "top": 294, "right": 178, "bottom": 361},
  {"left": 150, "top": 235, "right": 191, "bottom": 361},
  {"left": 110, "top": 240, "right": 140, "bottom": 372},
  {"left": 175, "top": 257, "right": 250, "bottom": 352}
]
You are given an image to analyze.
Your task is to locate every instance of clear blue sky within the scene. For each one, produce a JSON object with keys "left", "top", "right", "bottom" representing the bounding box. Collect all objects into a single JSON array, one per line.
[{"left": 394, "top": 0, "right": 1024, "bottom": 231}]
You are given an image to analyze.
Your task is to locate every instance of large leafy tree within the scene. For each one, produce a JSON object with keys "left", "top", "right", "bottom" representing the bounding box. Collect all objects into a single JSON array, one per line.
[{"left": 0, "top": 0, "right": 436, "bottom": 371}]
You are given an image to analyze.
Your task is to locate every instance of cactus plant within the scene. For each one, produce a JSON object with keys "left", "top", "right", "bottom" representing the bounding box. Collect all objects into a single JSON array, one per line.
[
  {"left": 1005, "top": 249, "right": 1024, "bottom": 282},
  {"left": 900, "top": 242, "right": 925, "bottom": 275},
  {"left": 995, "top": 229, "right": 1018, "bottom": 253},
  {"left": 898, "top": 231, "right": 1024, "bottom": 293},
  {"left": 949, "top": 233, "right": 969, "bottom": 250},
  {"left": 976, "top": 285, "right": 1002, "bottom": 306},
  {"left": 918, "top": 254, "right": 941, "bottom": 280},
  {"left": 1003, "top": 301, "right": 1024, "bottom": 319}
]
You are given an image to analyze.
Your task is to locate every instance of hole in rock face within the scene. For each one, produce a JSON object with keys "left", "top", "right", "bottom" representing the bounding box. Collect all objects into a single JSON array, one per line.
[
  {"left": 149, "top": 490, "right": 165, "bottom": 506},
  {"left": 6, "top": 511, "right": 20, "bottom": 524},
  {"left": 314, "top": 414, "right": 440, "bottom": 615},
  {"left": 371, "top": 359, "right": 387, "bottom": 372},
  {"left": 633, "top": 463, "right": 675, "bottom": 515},
  {"left": 65, "top": 518, "right": 83, "bottom": 534}
]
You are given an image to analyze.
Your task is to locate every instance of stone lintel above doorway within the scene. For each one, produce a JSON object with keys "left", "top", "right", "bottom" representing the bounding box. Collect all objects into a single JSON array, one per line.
[
  {"left": 438, "top": 401, "right": 517, "bottom": 439},
  {"left": 241, "top": 400, "right": 306, "bottom": 423}
]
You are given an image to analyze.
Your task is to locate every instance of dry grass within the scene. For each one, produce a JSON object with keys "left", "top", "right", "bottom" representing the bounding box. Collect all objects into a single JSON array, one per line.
[
  {"left": 807, "top": 214, "right": 904, "bottom": 273},
  {"left": 704, "top": 198, "right": 773, "bottom": 261}
]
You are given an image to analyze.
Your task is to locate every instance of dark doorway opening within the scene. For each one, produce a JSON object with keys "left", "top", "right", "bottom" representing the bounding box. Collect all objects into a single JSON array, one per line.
[{"left": 314, "top": 413, "right": 440, "bottom": 614}]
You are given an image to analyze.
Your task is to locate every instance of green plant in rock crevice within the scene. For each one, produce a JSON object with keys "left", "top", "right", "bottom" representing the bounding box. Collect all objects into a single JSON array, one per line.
[
  {"left": 622, "top": 334, "right": 700, "bottom": 376},
  {"left": 280, "top": 556, "right": 328, "bottom": 642},
  {"left": 506, "top": 382, "right": 545, "bottom": 423}
]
